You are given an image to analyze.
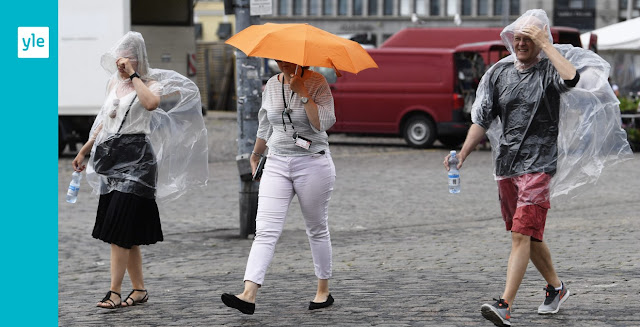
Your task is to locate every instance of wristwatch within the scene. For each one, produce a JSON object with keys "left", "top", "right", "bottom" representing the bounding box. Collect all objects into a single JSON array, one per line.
[
  {"left": 129, "top": 72, "right": 140, "bottom": 81},
  {"left": 301, "top": 97, "right": 309, "bottom": 104}
]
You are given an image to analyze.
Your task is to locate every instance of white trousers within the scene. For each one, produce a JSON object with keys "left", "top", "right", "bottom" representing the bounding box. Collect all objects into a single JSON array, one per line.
[{"left": 244, "top": 152, "right": 336, "bottom": 285}]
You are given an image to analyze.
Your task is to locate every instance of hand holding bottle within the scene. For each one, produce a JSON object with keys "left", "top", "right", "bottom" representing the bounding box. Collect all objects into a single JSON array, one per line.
[
  {"left": 447, "top": 150, "right": 461, "bottom": 194},
  {"left": 66, "top": 171, "right": 82, "bottom": 203}
]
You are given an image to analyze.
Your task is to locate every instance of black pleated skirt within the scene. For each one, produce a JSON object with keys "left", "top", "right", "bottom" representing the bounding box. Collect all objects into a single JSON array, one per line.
[{"left": 93, "top": 190, "right": 163, "bottom": 249}]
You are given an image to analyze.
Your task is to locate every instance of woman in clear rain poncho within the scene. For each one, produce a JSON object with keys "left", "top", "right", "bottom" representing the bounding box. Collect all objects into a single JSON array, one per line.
[
  {"left": 72, "top": 32, "right": 208, "bottom": 309},
  {"left": 444, "top": 9, "right": 632, "bottom": 327}
]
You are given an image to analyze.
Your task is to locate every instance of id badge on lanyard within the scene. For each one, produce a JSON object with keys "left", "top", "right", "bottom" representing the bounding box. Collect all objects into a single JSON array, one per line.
[
  {"left": 281, "top": 76, "right": 312, "bottom": 150},
  {"left": 294, "top": 134, "right": 312, "bottom": 149}
]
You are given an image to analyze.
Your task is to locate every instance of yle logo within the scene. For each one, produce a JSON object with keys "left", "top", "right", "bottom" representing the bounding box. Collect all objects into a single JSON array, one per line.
[{"left": 18, "top": 27, "right": 49, "bottom": 58}]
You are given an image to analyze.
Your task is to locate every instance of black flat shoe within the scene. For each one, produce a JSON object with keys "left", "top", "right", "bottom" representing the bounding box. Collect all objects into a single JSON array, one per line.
[
  {"left": 221, "top": 293, "right": 255, "bottom": 315},
  {"left": 309, "top": 294, "right": 334, "bottom": 310},
  {"left": 97, "top": 290, "right": 121, "bottom": 310},
  {"left": 122, "top": 289, "right": 148, "bottom": 307}
]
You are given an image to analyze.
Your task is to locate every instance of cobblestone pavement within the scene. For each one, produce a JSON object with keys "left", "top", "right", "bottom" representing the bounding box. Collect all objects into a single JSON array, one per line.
[{"left": 58, "top": 111, "right": 640, "bottom": 326}]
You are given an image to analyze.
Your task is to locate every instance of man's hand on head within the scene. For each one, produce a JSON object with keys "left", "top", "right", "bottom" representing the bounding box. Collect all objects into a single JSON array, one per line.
[{"left": 520, "top": 25, "right": 551, "bottom": 49}]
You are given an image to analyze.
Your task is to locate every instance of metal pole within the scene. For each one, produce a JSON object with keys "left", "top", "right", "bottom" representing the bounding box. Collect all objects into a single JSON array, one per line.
[
  {"left": 628, "top": 0, "right": 633, "bottom": 20},
  {"left": 232, "top": 0, "right": 261, "bottom": 238}
]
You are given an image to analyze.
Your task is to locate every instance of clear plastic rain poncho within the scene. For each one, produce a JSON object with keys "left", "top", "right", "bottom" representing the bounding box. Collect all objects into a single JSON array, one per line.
[
  {"left": 472, "top": 9, "right": 633, "bottom": 200},
  {"left": 86, "top": 31, "right": 208, "bottom": 203}
]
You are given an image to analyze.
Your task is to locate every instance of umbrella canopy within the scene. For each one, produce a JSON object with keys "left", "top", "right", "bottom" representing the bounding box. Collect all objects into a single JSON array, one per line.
[{"left": 225, "top": 23, "right": 378, "bottom": 75}]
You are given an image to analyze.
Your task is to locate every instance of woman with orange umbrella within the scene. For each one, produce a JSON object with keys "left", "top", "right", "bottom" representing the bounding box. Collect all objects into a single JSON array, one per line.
[{"left": 221, "top": 59, "right": 337, "bottom": 314}]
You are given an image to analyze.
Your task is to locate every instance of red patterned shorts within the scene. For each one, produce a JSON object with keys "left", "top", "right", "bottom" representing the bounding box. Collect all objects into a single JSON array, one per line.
[{"left": 497, "top": 172, "right": 552, "bottom": 242}]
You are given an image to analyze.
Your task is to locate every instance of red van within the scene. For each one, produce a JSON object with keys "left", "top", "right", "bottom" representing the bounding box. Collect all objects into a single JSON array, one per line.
[{"left": 314, "top": 42, "right": 506, "bottom": 148}]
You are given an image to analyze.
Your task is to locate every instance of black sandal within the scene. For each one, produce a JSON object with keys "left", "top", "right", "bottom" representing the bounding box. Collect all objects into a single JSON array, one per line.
[
  {"left": 97, "top": 290, "right": 121, "bottom": 309},
  {"left": 122, "top": 289, "right": 148, "bottom": 307}
]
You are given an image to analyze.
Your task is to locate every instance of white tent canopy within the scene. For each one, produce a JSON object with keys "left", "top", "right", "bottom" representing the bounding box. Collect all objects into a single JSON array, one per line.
[
  {"left": 581, "top": 17, "right": 640, "bottom": 51},
  {"left": 580, "top": 18, "right": 640, "bottom": 93}
]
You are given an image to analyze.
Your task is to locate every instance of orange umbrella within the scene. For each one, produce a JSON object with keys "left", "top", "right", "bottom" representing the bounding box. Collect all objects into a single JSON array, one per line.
[{"left": 225, "top": 23, "right": 378, "bottom": 75}]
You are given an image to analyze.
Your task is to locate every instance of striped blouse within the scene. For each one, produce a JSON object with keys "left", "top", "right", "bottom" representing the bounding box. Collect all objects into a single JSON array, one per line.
[{"left": 257, "top": 70, "right": 336, "bottom": 156}]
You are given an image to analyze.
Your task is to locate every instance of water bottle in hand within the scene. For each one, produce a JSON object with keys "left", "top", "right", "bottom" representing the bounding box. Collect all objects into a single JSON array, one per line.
[
  {"left": 66, "top": 171, "right": 82, "bottom": 203},
  {"left": 448, "top": 150, "right": 461, "bottom": 194}
]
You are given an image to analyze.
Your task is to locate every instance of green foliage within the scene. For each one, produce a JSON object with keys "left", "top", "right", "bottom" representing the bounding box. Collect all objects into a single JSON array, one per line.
[
  {"left": 626, "top": 127, "right": 640, "bottom": 142},
  {"left": 619, "top": 96, "right": 640, "bottom": 114},
  {"left": 625, "top": 127, "right": 640, "bottom": 152}
]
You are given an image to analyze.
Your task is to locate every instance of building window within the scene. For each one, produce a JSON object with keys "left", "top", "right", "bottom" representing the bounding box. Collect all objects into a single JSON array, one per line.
[
  {"left": 323, "top": 0, "right": 333, "bottom": 15},
  {"left": 462, "top": 0, "right": 471, "bottom": 15},
  {"left": 368, "top": 0, "right": 378, "bottom": 15},
  {"left": 416, "top": 0, "right": 426, "bottom": 15},
  {"left": 446, "top": 0, "right": 457, "bottom": 16},
  {"left": 510, "top": 0, "right": 519, "bottom": 15},
  {"left": 619, "top": 0, "right": 639, "bottom": 9},
  {"left": 569, "top": 0, "right": 582, "bottom": 8},
  {"left": 309, "top": 0, "right": 320, "bottom": 16},
  {"left": 293, "top": 0, "right": 302, "bottom": 15},
  {"left": 279, "top": 0, "right": 289, "bottom": 15},
  {"left": 338, "top": 0, "right": 348, "bottom": 15},
  {"left": 384, "top": 0, "right": 394, "bottom": 15},
  {"left": 558, "top": 0, "right": 596, "bottom": 9},
  {"left": 353, "top": 0, "right": 363, "bottom": 15},
  {"left": 478, "top": 0, "right": 488, "bottom": 15},
  {"left": 494, "top": 0, "right": 518, "bottom": 16},
  {"left": 400, "top": 0, "right": 411, "bottom": 16},
  {"left": 430, "top": 0, "right": 440, "bottom": 15}
]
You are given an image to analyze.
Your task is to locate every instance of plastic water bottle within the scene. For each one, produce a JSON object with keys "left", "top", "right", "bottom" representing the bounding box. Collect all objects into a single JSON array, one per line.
[
  {"left": 448, "top": 150, "right": 461, "bottom": 194},
  {"left": 66, "top": 171, "right": 82, "bottom": 203}
]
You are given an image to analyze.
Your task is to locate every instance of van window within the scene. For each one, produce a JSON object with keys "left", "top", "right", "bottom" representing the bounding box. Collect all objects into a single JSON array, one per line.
[
  {"left": 455, "top": 52, "right": 486, "bottom": 115},
  {"left": 455, "top": 52, "right": 485, "bottom": 93},
  {"left": 557, "top": 31, "right": 582, "bottom": 47}
]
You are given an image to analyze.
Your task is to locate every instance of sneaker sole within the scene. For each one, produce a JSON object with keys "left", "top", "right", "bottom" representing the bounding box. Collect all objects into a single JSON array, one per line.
[
  {"left": 481, "top": 304, "right": 511, "bottom": 327},
  {"left": 538, "top": 289, "right": 571, "bottom": 314}
]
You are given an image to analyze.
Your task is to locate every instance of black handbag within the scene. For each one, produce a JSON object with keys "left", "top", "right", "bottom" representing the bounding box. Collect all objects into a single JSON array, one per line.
[{"left": 93, "top": 95, "right": 138, "bottom": 175}]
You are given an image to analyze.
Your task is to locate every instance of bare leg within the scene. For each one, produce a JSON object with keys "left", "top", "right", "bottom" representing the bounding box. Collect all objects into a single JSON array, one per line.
[
  {"left": 236, "top": 280, "right": 259, "bottom": 304},
  {"left": 121, "top": 246, "right": 147, "bottom": 306},
  {"left": 530, "top": 241, "right": 561, "bottom": 288},
  {"left": 502, "top": 232, "right": 531, "bottom": 306},
  {"left": 97, "top": 244, "right": 129, "bottom": 308},
  {"left": 313, "top": 279, "right": 330, "bottom": 303}
]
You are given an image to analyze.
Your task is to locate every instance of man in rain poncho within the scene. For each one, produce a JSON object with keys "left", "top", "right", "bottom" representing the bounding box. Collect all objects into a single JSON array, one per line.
[{"left": 443, "top": 9, "right": 632, "bottom": 327}]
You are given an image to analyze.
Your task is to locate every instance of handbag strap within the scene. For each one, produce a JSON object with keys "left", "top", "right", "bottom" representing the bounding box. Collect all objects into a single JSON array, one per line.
[{"left": 115, "top": 95, "right": 138, "bottom": 133}]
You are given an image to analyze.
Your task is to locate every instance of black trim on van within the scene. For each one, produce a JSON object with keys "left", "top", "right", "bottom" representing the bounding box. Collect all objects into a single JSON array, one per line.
[{"left": 437, "top": 122, "right": 470, "bottom": 136}]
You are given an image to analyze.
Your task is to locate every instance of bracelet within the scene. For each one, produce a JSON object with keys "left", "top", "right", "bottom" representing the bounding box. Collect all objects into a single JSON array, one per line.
[{"left": 251, "top": 151, "right": 263, "bottom": 157}]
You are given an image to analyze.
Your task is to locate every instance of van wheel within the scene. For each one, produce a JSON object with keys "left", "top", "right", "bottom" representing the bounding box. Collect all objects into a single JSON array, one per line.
[{"left": 403, "top": 115, "right": 436, "bottom": 148}]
